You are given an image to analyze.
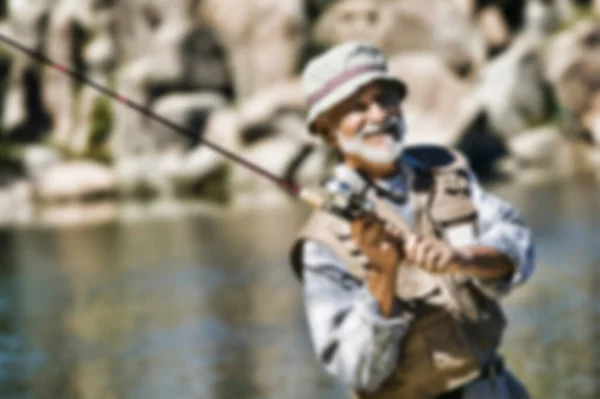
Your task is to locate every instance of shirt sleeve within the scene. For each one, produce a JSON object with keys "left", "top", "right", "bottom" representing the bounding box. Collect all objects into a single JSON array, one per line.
[
  {"left": 301, "top": 240, "right": 413, "bottom": 393},
  {"left": 468, "top": 174, "right": 536, "bottom": 297}
]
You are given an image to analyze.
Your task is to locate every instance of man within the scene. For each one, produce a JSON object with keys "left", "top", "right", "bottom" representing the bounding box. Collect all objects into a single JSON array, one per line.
[{"left": 290, "top": 42, "right": 534, "bottom": 399}]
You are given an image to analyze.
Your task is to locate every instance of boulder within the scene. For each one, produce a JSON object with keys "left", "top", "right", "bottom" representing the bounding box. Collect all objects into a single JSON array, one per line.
[
  {"left": 113, "top": 105, "right": 236, "bottom": 199},
  {"left": 22, "top": 145, "right": 63, "bottom": 180},
  {"left": 388, "top": 52, "right": 481, "bottom": 145},
  {"left": 35, "top": 161, "right": 118, "bottom": 202},
  {"left": 524, "top": 0, "right": 562, "bottom": 37},
  {"left": 229, "top": 136, "right": 309, "bottom": 206},
  {"left": 549, "top": 20, "right": 600, "bottom": 138},
  {"left": 38, "top": 201, "right": 119, "bottom": 227},
  {"left": 555, "top": 54, "right": 600, "bottom": 119},
  {"left": 200, "top": 0, "right": 304, "bottom": 98},
  {"left": 0, "top": 180, "right": 34, "bottom": 227},
  {"left": 506, "top": 125, "right": 563, "bottom": 167},
  {"left": 148, "top": 92, "right": 227, "bottom": 152},
  {"left": 110, "top": 16, "right": 232, "bottom": 158},
  {"left": 237, "top": 79, "right": 306, "bottom": 135},
  {"left": 477, "top": 35, "right": 551, "bottom": 138},
  {"left": 545, "top": 18, "right": 600, "bottom": 84},
  {"left": 312, "top": 0, "right": 390, "bottom": 50}
]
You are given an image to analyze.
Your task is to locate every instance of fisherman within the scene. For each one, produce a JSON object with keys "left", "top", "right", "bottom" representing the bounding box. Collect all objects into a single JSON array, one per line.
[{"left": 290, "top": 42, "right": 535, "bottom": 399}]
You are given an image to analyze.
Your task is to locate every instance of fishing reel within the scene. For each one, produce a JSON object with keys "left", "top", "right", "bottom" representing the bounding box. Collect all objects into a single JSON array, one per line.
[{"left": 321, "top": 165, "right": 375, "bottom": 221}]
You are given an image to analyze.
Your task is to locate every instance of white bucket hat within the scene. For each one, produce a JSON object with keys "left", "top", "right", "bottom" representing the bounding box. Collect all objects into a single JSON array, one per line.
[{"left": 301, "top": 42, "right": 407, "bottom": 134}]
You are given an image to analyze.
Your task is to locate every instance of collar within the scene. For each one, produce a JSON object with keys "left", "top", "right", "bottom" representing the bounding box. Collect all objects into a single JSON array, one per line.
[{"left": 372, "top": 165, "right": 410, "bottom": 205}]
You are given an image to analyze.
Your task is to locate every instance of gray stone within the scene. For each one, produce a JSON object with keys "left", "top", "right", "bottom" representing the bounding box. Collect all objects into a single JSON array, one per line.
[
  {"left": 237, "top": 80, "right": 305, "bottom": 134},
  {"left": 22, "top": 145, "right": 63, "bottom": 180},
  {"left": 110, "top": 14, "right": 231, "bottom": 158},
  {"left": 35, "top": 161, "right": 118, "bottom": 202},
  {"left": 524, "top": 0, "right": 561, "bottom": 37},
  {"left": 200, "top": 0, "right": 304, "bottom": 99},
  {"left": 148, "top": 92, "right": 227, "bottom": 153},
  {"left": 313, "top": 0, "right": 389, "bottom": 50},
  {"left": 548, "top": 20, "right": 600, "bottom": 137},
  {"left": 545, "top": 19, "right": 600, "bottom": 84},
  {"left": 507, "top": 125, "right": 562, "bottom": 167},
  {"left": 477, "top": 35, "right": 550, "bottom": 138},
  {"left": 388, "top": 52, "right": 481, "bottom": 146}
]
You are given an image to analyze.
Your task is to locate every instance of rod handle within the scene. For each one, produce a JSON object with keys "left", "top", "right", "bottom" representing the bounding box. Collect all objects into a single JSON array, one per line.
[{"left": 298, "top": 188, "right": 326, "bottom": 210}]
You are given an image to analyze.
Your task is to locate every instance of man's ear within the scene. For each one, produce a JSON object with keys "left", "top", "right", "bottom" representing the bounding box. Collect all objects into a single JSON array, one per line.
[{"left": 313, "top": 118, "right": 338, "bottom": 149}]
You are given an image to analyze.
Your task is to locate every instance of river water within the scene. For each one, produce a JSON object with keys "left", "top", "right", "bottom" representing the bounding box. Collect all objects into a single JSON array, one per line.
[{"left": 0, "top": 178, "right": 599, "bottom": 399}]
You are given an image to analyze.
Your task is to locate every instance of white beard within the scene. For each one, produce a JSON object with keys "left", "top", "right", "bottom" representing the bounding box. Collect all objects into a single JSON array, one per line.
[{"left": 336, "top": 117, "right": 405, "bottom": 165}]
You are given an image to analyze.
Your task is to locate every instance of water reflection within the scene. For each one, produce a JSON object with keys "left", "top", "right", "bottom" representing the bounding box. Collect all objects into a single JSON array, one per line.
[{"left": 0, "top": 179, "right": 599, "bottom": 399}]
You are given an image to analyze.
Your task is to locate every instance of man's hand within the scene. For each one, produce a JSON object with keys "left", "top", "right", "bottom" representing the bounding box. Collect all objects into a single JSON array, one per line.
[
  {"left": 351, "top": 213, "right": 404, "bottom": 274},
  {"left": 351, "top": 213, "right": 406, "bottom": 316},
  {"left": 404, "top": 235, "right": 463, "bottom": 274}
]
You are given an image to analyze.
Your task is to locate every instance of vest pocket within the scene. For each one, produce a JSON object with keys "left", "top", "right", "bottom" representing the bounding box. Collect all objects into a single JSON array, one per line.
[
  {"left": 419, "top": 313, "right": 476, "bottom": 371},
  {"left": 392, "top": 310, "right": 481, "bottom": 395}
]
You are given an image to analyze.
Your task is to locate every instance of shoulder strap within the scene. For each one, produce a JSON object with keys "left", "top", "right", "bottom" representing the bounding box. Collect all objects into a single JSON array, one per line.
[
  {"left": 290, "top": 210, "right": 368, "bottom": 282},
  {"left": 402, "top": 145, "right": 477, "bottom": 238}
]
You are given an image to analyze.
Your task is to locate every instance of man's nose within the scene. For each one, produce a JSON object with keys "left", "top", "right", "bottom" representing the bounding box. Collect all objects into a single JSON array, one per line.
[{"left": 366, "top": 101, "right": 387, "bottom": 123}]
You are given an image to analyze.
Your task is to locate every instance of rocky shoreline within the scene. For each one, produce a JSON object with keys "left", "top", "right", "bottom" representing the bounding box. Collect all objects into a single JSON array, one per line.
[{"left": 1, "top": 1, "right": 600, "bottom": 226}]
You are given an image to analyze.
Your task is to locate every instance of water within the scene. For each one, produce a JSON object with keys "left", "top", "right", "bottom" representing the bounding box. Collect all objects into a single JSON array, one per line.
[{"left": 0, "top": 178, "right": 599, "bottom": 399}]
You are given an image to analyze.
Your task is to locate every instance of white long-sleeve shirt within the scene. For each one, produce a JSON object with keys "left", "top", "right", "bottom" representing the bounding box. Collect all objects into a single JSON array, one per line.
[{"left": 300, "top": 173, "right": 535, "bottom": 393}]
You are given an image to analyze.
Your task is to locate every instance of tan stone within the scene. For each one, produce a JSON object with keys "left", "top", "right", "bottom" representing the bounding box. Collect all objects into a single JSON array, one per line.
[
  {"left": 35, "top": 161, "right": 118, "bottom": 202},
  {"left": 388, "top": 52, "right": 480, "bottom": 146},
  {"left": 478, "top": 35, "right": 549, "bottom": 137},
  {"left": 478, "top": 6, "right": 510, "bottom": 49},
  {"left": 200, "top": 0, "right": 304, "bottom": 98}
]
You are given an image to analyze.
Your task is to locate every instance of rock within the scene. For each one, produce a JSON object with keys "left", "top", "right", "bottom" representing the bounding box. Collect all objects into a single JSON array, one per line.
[
  {"left": 35, "top": 161, "right": 118, "bottom": 202},
  {"left": 149, "top": 92, "right": 227, "bottom": 152},
  {"left": 167, "top": 148, "right": 226, "bottom": 188},
  {"left": 545, "top": 18, "right": 600, "bottom": 84},
  {"left": 7, "top": 0, "right": 52, "bottom": 38},
  {"left": 555, "top": 54, "right": 600, "bottom": 119},
  {"left": 506, "top": 125, "right": 563, "bottom": 167},
  {"left": 22, "top": 145, "right": 63, "bottom": 180},
  {"left": 229, "top": 136, "right": 307, "bottom": 194},
  {"left": 500, "top": 138, "right": 600, "bottom": 185},
  {"left": 38, "top": 201, "right": 119, "bottom": 227},
  {"left": 203, "top": 108, "right": 242, "bottom": 150},
  {"left": 42, "top": 0, "right": 91, "bottom": 147},
  {"left": 312, "top": 0, "right": 488, "bottom": 78},
  {"left": 433, "top": 1, "right": 488, "bottom": 77},
  {"left": 580, "top": 92, "right": 600, "bottom": 143},
  {"left": 200, "top": 0, "right": 304, "bottom": 98},
  {"left": 388, "top": 52, "right": 481, "bottom": 146},
  {"left": 115, "top": 156, "right": 152, "bottom": 196},
  {"left": 293, "top": 145, "right": 331, "bottom": 187},
  {"left": 110, "top": 16, "right": 232, "bottom": 158},
  {"left": 2, "top": 86, "right": 26, "bottom": 132},
  {"left": 313, "top": 0, "right": 389, "bottom": 49},
  {"left": 545, "top": 19, "right": 600, "bottom": 138},
  {"left": 237, "top": 79, "right": 305, "bottom": 133},
  {"left": 477, "top": 35, "right": 550, "bottom": 138},
  {"left": 0, "top": 180, "right": 34, "bottom": 227},
  {"left": 478, "top": 5, "right": 511, "bottom": 50},
  {"left": 524, "top": 0, "right": 561, "bottom": 37},
  {"left": 115, "top": 149, "right": 227, "bottom": 199},
  {"left": 0, "top": 22, "right": 49, "bottom": 141}
]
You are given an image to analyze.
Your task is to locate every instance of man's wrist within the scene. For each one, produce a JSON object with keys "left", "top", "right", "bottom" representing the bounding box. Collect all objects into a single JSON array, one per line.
[{"left": 367, "top": 266, "right": 399, "bottom": 317}]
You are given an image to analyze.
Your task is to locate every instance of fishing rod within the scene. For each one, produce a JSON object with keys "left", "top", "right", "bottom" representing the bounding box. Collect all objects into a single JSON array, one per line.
[
  {"left": 1, "top": 34, "right": 475, "bottom": 276},
  {"left": 0, "top": 33, "right": 332, "bottom": 205},
  {"left": 0, "top": 33, "right": 418, "bottom": 237}
]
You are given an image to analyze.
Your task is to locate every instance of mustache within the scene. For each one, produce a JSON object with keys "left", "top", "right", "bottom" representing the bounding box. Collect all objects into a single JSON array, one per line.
[{"left": 358, "top": 116, "right": 404, "bottom": 140}]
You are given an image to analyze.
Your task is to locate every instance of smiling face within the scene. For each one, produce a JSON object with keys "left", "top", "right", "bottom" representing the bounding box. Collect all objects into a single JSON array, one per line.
[{"left": 314, "top": 80, "right": 406, "bottom": 178}]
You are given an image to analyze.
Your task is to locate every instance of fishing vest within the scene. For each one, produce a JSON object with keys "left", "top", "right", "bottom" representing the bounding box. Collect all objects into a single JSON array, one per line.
[{"left": 290, "top": 145, "right": 507, "bottom": 399}]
